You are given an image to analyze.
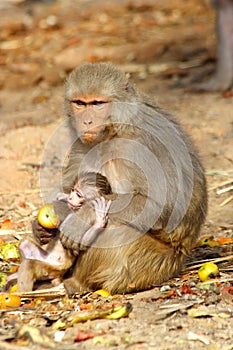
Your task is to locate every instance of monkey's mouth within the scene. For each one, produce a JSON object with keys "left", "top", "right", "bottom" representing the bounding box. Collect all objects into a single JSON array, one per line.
[
  {"left": 82, "top": 128, "right": 105, "bottom": 143},
  {"left": 81, "top": 125, "right": 108, "bottom": 143},
  {"left": 83, "top": 131, "right": 97, "bottom": 137},
  {"left": 68, "top": 203, "right": 83, "bottom": 210},
  {"left": 82, "top": 132, "right": 97, "bottom": 143}
]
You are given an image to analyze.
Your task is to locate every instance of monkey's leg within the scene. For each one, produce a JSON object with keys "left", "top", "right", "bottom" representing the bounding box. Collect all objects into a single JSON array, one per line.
[
  {"left": 192, "top": 0, "right": 233, "bottom": 91},
  {"left": 17, "top": 260, "right": 35, "bottom": 292},
  {"left": 100, "top": 235, "right": 186, "bottom": 294},
  {"left": 63, "top": 232, "right": 187, "bottom": 295}
]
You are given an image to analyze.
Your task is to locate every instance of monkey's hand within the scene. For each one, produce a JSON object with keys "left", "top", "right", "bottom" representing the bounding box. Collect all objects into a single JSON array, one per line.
[
  {"left": 92, "top": 197, "right": 112, "bottom": 228},
  {"left": 32, "top": 219, "right": 58, "bottom": 245},
  {"left": 77, "top": 197, "right": 111, "bottom": 249},
  {"left": 56, "top": 192, "right": 68, "bottom": 202}
]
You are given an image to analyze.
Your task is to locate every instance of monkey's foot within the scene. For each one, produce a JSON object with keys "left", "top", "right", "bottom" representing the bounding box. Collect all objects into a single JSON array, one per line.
[
  {"left": 189, "top": 75, "right": 233, "bottom": 92},
  {"left": 63, "top": 277, "right": 87, "bottom": 296}
]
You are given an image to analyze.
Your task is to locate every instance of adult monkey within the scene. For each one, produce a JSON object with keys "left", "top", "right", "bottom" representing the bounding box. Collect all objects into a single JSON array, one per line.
[{"left": 34, "top": 62, "right": 207, "bottom": 294}]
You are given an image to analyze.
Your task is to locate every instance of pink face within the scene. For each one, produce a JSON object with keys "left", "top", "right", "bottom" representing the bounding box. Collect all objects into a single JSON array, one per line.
[{"left": 67, "top": 186, "right": 85, "bottom": 210}]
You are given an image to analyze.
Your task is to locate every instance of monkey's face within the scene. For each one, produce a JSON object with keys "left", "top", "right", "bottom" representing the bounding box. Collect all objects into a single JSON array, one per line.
[
  {"left": 67, "top": 185, "right": 85, "bottom": 210},
  {"left": 69, "top": 95, "right": 113, "bottom": 144}
]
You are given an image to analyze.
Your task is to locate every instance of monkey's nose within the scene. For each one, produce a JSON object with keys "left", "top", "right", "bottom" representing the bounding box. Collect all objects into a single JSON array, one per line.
[{"left": 84, "top": 120, "right": 93, "bottom": 125}]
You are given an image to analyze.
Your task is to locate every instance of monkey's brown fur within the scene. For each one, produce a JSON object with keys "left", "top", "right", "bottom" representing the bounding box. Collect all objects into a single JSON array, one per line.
[{"left": 34, "top": 62, "right": 208, "bottom": 294}]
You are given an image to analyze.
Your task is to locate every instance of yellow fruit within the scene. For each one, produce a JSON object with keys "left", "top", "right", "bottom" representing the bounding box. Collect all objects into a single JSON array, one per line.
[
  {"left": 37, "top": 204, "right": 60, "bottom": 229},
  {"left": 10, "top": 284, "right": 18, "bottom": 293},
  {"left": 106, "top": 302, "right": 133, "bottom": 319},
  {"left": 198, "top": 262, "right": 219, "bottom": 282},
  {"left": 0, "top": 293, "right": 21, "bottom": 308},
  {"left": 93, "top": 289, "right": 111, "bottom": 297}
]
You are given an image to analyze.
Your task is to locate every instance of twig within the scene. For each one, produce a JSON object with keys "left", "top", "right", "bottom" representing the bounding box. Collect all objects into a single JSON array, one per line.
[
  {"left": 217, "top": 184, "right": 233, "bottom": 195},
  {"left": 209, "top": 179, "right": 233, "bottom": 192},
  {"left": 206, "top": 170, "right": 232, "bottom": 177},
  {"left": 184, "top": 255, "right": 233, "bottom": 271},
  {"left": 14, "top": 285, "right": 66, "bottom": 298},
  {"left": 219, "top": 195, "right": 233, "bottom": 207},
  {"left": 119, "top": 59, "right": 203, "bottom": 75},
  {"left": 0, "top": 230, "right": 32, "bottom": 236},
  {"left": 201, "top": 278, "right": 233, "bottom": 285}
]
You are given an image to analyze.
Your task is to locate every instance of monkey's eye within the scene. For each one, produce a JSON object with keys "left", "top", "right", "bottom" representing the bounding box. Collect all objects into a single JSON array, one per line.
[
  {"left": 92, "top": 100, "right": 105, "bottom": 105},
  {"left": 92, "top": 101, "right": 107, "bottom": 109},
  {"left": 75, "top": 191, "right": 83, "bottom": 198},
  {"left": 71, "top": 187, "right": 75, "bottom": 192},
  {"left": 72, "top": 100, "right": 87, "bottom": 108}
]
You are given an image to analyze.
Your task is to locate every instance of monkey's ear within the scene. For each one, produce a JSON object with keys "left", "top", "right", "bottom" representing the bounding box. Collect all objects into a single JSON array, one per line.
[
  {"left": 125, "top": 73, "right": 136, "bottom": 94},
  {"left": 125, "top": 72, "right": 131, "bottom": 81}
]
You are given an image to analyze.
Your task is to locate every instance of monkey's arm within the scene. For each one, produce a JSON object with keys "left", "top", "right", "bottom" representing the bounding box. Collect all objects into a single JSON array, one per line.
[
  {"left": 60, "top": 197, "right": 111, "bottom": 254},
  {"left": 80, "top": 197, "right": 111, "bottom": 248},
  {"left": 59, "top": 210, "right": 94, "bottom": 255},
  {"left": 59, "top": 191, "right": 164, "bottom": 255}
]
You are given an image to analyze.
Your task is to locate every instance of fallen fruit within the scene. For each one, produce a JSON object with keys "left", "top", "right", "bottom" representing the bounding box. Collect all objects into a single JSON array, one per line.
[
  {"left": 0, "top": 243, "right": 20, "bottom": 261},
  {"left": 37, "top": 204, "right": 60, "bottom": 229},
  {"left": 93, "top": 289, "right": 111, "bottom": 297},
  {"left": 106, "top": 302, "right": 133, "bottom": 319},
  {"left": 0, "top": 293, "right": 21, "bottom": 308},
  {"left": 195, "top": 235, "right": 219, "bottom": 247},
  {"left": 198, "top": 262, "right": 220, "bottom": 282},
  {"left": 10, "top": 284, "right": 18, "bottom": 293}
]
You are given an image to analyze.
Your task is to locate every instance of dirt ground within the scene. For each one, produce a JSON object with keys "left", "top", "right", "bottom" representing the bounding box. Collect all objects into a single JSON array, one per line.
[{"left": 0, "top": 0, "right": 232, "bottom": 349}]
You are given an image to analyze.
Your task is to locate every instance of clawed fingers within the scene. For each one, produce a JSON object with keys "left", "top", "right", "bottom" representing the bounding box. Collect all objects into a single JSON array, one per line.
[
  {"left": 92, "top": 197, "right": 111, "bottom": 215},
  {"left": 92, "top": 197, "right": 105, "bottom": 211},
  {"left": 105, "top": 200, "right": 112, "bottom": 215}
]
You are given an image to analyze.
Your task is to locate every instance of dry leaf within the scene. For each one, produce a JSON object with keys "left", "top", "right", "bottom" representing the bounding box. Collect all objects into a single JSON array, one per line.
[
  {"left": 188, "top": 307, "right": 232, "bottom": 318},
  {"left": 188, "top": 331, "right": 210, "bottom": 345}
]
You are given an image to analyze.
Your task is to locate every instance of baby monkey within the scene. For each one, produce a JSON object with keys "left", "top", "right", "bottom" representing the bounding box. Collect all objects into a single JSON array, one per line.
[{"left": 17, "top": 173, "right": 112, "bottom": 292}]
